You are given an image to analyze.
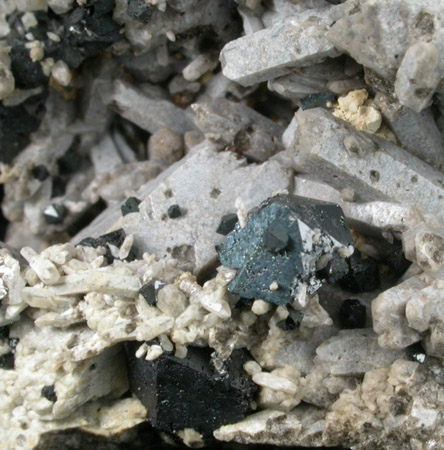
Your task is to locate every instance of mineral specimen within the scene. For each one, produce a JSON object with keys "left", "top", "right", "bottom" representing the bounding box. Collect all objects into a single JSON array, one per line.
[
  {"left": 125, "top": 343, "right": 257, "bottom": 436},
  {"left": 217, "top": 194, "right": 353, "bottom": 305},
  {"left": 2, "top": 0, "right": 444, "bottom": 449}
]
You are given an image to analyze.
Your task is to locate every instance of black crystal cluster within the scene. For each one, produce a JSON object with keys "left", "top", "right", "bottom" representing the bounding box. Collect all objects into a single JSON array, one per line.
[
  {"left": 1, "top": 0, "right": 121, "bottom": 163},
  {"left": 125, "top": 343, "right": 257, "bottom": 437},
  {"left": 77, "top": 228, "right": 138, "bottom": 262}
]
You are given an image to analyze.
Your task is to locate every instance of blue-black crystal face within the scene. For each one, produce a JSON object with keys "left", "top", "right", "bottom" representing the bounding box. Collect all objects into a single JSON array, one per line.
[{"left": 217, "top": 194, "right": 353, "bottom": 305}]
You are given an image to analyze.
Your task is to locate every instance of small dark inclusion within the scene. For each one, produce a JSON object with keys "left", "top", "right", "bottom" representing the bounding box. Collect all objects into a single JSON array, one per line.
[
  {"left": 121, "top": 197, "right": 141, "bottom": 216},
  {"left": 43, "top": 204, "right": 67, "bottom": 225},
  {"left": 339, "top": 250, "right": 380, "bottom": 293},
  {"left": 339, "top": 299, "right": 366, "bottom": 329},
  {"left": 41, "top": 385, "right": 57, "bottom": 402},
  {"left": 216, "top": 213, "right": 239, "bottom": 236},
  {"left": 167, "top": 204, "right": 182, "bottom": 219}
]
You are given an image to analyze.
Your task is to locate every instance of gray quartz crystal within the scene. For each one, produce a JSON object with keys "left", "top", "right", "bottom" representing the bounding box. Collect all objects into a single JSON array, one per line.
[
  {"left": 191, "top": 99, "right": 283, "bottom": 161},
  {"left": 107, "top": 80, "right": 195, "bottom": 135},
  {"left": 287, "top": 107, "right": 444, "bottom": 224},
  {"left": 374, "top": 92, "right": 444, "bottom": 170},
  {"left": 220, "top": 19, "right": 340, "bottom": 86}
]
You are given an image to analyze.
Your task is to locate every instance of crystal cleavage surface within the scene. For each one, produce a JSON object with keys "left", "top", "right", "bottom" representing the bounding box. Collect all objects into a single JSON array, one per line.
[{"left": 217, "top": 194, "right": 353, "bottom": 305}]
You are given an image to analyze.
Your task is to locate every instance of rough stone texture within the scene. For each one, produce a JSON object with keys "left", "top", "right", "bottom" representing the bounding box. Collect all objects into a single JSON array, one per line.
[
  {"left": 373, "top": 268, "right": 444, "bottom": 358},
  {"left": 220, "top": 18, "right": 340, "bottom": 86},
  {"left": 394, "top": 42, "right": 441, "bottom": 113},
  {"left": 147, "top": 128, "right": 184, "bottom": 166},
  {"left": 191, "top": 98, "right": 284, "bottom": 162},
  {"left": 327, "top": 0, "right": 444, "bottom": 88},
  {"left": 292, "top": 175, "right": 423, "bottom": 237},
  {"left": 268, "top": 56, "right": 364, "bottom": 101},
  {"left": 315, "top": 329, "right": 405, "bottom": 376},
  {"left": 323, "top": 359, "right": 444, "bottom": 449},
  {"left": 0, "top": 318, "right": 142, "bottom": 449},
  {"left": 74, "top": 142, "right": 293, "bottom": 274},
  {"left": 107, "top": 80, "right": 195, "bottom": 135},
  {"left": 374, "top": 92, "right": 444, "bottom": 170},
  {"left": 214, "top": 406, "right": 326, "bottom": 447},
  {"left": 288, "top": 108, "right": 444, "bottom": 225}
]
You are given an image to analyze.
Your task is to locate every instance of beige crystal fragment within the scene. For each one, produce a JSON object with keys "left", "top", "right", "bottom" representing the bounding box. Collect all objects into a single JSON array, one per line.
[
  {"left": 21, "top": 247, "right": 60, "bottom": 285},
  {"left": 148, "top": 127, "right": 184, "bottom": 166},
  {"left": 49, "top": 270, "right": 141, "bottom": 298},
  {"left": 322, "top": 358, "right": 444, "bottom": 449},
  {"left": 157, "top": 284, "right": 188, "bottom": 317},
  {"left": 243, "top": 360, "right": 262, "bottom": 376},
  {"left": 251, "top": 299, "right": 272, "bottom": 315},
  {"left": 252, "top": 371, "right": 298, "bottom": 395},
  {"left": 403, "top": 222, "right": 444, "bottom": 271},
  {"left": 47, "top": 0, "right": 74, "bottom": 14},
  {"left": 214, "top": 405, "right": 326, "bottom": 447},
  {"left": 372, "top": 276, "right": 424, "bottom": 350},
  {"left": 80, "top": 397, "right": 147, "bottom": 437},
  {"left": 51, "top": 60, "right": 72, "bottom": 87},
  {"left": 177, "top": 428, "right": 204, "bottom": 448},
  {"left": 315, "top": 329, "right": 405, "bottom": 376},
  {"left": 183, "top": 53, "right": 218, "bottom": 81},
  {"left": 333, "top": 89, "right": 382, "bottom": 134}
]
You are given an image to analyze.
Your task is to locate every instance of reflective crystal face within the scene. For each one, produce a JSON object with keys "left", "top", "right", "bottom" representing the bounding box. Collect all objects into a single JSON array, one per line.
[{"left": 217, "top": 194, "right": 353, "bottom": 305}]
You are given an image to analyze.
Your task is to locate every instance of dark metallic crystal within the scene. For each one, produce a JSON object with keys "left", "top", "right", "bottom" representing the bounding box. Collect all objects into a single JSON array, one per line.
[
  {"left": 339, "top": 251, "right": 380, "bottom": 293},
  {"left": 216, "top": 213, "right": 239, "bottom": 236},
  {"left": 121, "top": 197, "right": 141, "bottom": 216},
  {"left": 217, "top": 194, "right": 353, "bottom": 305},
  {"left": 167, "top": 204, "right": 182, "bottom": 219},
  {"left": 124, "top": 344, "right": 256, "bottom": 436}
]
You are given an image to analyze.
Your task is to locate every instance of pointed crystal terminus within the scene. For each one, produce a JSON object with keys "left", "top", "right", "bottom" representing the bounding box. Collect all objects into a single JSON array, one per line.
[{"left": 217, "top": 194, "right": 353, "bottom": 305}]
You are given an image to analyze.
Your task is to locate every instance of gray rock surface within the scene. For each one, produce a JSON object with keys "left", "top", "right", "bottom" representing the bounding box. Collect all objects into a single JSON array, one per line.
[
  {"left": 287, "top": 108, "right": 444, "bottom": 224},
  {"left": 74, "top": 141, "right": 293, "bottom": 273},
  {"left": 107, "top": 80, "right": 195, "bottom": 135},
  {"left": 191, "top": 98, "right": 284, "bottom": 161},
  {"left": 221, "top": 19, "right": 340, "bottom": 86},
  {"left": 374, "top": 92, "right": 444, "bottom": 170}
]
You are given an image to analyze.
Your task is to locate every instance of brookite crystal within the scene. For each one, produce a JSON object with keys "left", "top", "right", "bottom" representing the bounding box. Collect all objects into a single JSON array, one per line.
[{"left": 217, "top": 194, "right": 353, "bottom": 305}]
